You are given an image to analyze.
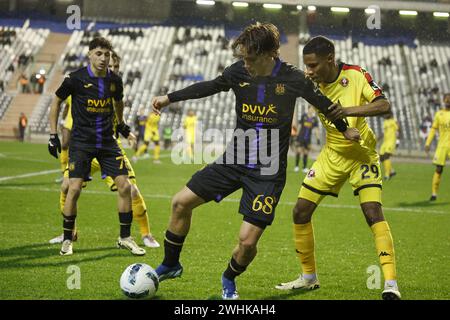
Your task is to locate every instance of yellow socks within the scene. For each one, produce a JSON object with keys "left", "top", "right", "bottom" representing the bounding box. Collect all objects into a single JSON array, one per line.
[
  {"left": 371, "top": 221, "right": 396, "bottom": 281},
  {"left": 294, "top": 222, "right": 316, "bottom": 275},
  {"left": 431, "top": 172, "right": 441, "bottom": 196},
  {"left": 154, "top": 145, "right": 160, "bottom": 161},
  {"left": 132, "top": 194, "right": 150, "bottom": 237}
]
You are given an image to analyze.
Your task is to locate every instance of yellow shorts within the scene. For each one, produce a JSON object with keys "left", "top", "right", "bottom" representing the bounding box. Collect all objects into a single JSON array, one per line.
[
  {"left": 144, "top": 128, "right": 159, "bottom": 143},
  {"left": 433, "top": 146, "right": 450, "bottom": 166},
  {"left": 186, "top": 131, "right": 195, "bottom": 145},
  {"left": 64, "top": 155, "right": 136, "bottom": 185},
  {"left": 299, "top": 146, "right": 382, "bottom": 205},
  {"left": 379, "top": 141, "right": 396, "bottom": 156}
]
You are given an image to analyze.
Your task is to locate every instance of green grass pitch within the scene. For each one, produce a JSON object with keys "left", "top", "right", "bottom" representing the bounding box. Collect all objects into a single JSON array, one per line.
[{"left": 0, "top": 141, "right": 448, "bottom": 300}]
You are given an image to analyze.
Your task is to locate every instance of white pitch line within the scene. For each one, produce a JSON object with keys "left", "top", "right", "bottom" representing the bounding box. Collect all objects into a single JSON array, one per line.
[
  {"left": 0, "top": 169, "right": 60, "bottom": 182},
  {"left": 0, "top": 184, "right": 447, "bottom": 215}
]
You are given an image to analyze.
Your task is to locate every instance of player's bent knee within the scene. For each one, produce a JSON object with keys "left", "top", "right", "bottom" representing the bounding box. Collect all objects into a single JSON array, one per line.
[
  {"left": 361, "top": 202, "right": 385, "bottom": 226},
  {"left": 293, "top": 198, "right": 316, "bottom": 224},
  {"left": 239, "top": 239, "right": 257, "bottom": 255},
  {"left": 130, "top": 184, "right": 139, "bottom": 198},
  {"left": 436, "top": 165, "right": 443, "bottom": 174}
]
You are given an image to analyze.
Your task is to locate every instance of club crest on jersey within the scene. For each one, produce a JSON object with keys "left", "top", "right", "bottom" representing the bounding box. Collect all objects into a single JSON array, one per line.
[
  {"left": 110, "top": 83, "right": 116, "bottom": 92},
  {"left": 340, "top": 77, "right": 349, "bottom": 87},
  {"left": 307, "top": 169, "right": 316, "bottom": 179},
  {"left": 275, "top": 83, "right": 285, "bottom": 95}
]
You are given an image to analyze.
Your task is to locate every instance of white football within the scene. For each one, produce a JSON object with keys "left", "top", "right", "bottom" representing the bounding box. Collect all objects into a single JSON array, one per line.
[{"left": 120, "top": 263, "right": 159, "bottom": 298}]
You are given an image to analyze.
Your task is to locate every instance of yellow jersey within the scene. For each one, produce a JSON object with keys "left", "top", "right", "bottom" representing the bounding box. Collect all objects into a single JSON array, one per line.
[
  {"left": 184, "top": 115, "right": 197, "bottom": 133},
  {"left": 317, "top": 63, "right": 384, "bottom": 156},
  {"left": 383, "top": 118, "right": 398, "bottom": 145},
  {"left": 146, "top": 113, "right": 160, "bottom": 130},
  {"left": 426, "top": 108, "right": 450, "bottom": 149}
]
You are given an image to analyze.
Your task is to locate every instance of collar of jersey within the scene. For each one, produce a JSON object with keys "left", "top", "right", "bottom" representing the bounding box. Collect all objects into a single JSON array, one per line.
[
  {"left": 87, "top": 64, "right": 110, "bottom": 78},
  {"left": 323, "top": 62, "right": 344, "bottom": 85},
  {"left": 250, "top": 57, "right": 282, "bottom": 80}
]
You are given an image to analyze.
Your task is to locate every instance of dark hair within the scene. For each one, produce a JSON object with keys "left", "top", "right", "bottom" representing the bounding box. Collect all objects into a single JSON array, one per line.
[
  {"left": 89, "top": 37, "right": 113, "bottom": 51},
  {"left": 111, "top": 50, "right": 121, "bottom": 63},
  {"left": 231, "top": 22, "right": 280, "bottom": 57},
  {"left": 303, "top": 36, "right": 335, "bottom": 56}
]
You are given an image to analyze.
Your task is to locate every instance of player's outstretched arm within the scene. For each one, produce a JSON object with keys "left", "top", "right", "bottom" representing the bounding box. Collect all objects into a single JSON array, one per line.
[
  {"left": 153, "top": 76, "right": 232, "bottom": 115},
  {"left": 327, "top": 98, "right": 390, "bottom": 121},
  {"left": 151, "top": 95, "right": 171, "bottom": 115}
]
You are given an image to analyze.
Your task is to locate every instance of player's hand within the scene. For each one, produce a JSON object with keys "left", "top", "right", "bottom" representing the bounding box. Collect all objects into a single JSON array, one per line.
[
  {"left": 424, "top": 145, "right": 430, "bottom": 154},
  {"left": 327, "top": 103, "right": 346, "bottom": 121},
  {"left": 127, "top": 132, "right": 137, "bottom": 149},
  {"left": 343, "top": 127, "right": 360, "bottom": 142},
  {"left": 116, "top": 122, "right": 131, "bottom": 138},
  {"left": 151, "top": 95, "right": 170, "bottom": 115},
  {"left": 48, "top": 133, "right": 61, "bottom": 159}
]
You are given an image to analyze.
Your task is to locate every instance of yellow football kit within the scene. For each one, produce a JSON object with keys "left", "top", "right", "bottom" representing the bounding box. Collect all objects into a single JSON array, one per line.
[
  {"left": 299, "top": 63, "right": 384, "bottom": 204},
  {"left": 380, "top": 118, "right": 399, "bottom": 156},
  {"left": 144, "top": 113, "right": 160, "bottom": 142},
  {"left": 184, "top": 115, "right": 197, "bottom": 144},
  {"left": 426, "top": 109, "right": 450, "bottom": 166}
]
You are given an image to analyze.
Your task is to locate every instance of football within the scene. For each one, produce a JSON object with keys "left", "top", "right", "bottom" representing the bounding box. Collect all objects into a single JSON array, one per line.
[{"left": 120, "top": 263, "right": 159, "bottom": 299}]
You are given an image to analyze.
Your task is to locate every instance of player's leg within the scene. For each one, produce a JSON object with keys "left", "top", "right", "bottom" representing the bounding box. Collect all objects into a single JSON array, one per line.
[
  {"left": 430, "top": 165, "right": 443, "bottom": 201},
  {"left": 114, "top": 174, "right": 146, "bottom": 256},
  {"left": 156, "top": 186, "right": 205, "bottom": 280},
  {"left": 275, "top": 198, "right": 321, "bottom": 290},
  {"left": 98, "top": 145, "right": 146, "bottom": 256},
  {"left": 381, "top": 153, "right": 393, "bottom": 180},
  {"left": 352, "top": 157, "right": 400, "bottom": 300},
  {"left": 276, "top": 148, "right": 345, "bottom": 291},
  {"left": 49, "top": 173, "right": 78, "bottom": 244},
  {"left": 130, "top": 183, "right": 160, "bottom": 248},
  {"left": 153, "top": 139, "right": 161, "bottom": 164},
  {"left": 294, "top": 145, "right": 301, "bottom": 172},
  {"left": 222, "top": 221, "right": 265, "bottom": 300},
  {"left": 133, "top": 140, "right": 149, "bottom": 161},
  {"left": 60, "top": 177, "right": 84, "bottom": 255},
  {"left": 302, "top": 144, "right": 310, "bottom": 173},
  {"left": 59, "top": 146, "right": 92, "bottom": 255},
  {"left": 156, "top": 164, "right": 239, "bottom": 282},
  {"left": 360, "top": 200, "right": 400, "bottom": 300},
  {"left": 224, "top": 172, "right": 284, "bottom": 298}
]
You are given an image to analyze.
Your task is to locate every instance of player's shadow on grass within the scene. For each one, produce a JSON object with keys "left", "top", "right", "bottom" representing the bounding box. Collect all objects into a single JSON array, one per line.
[
  {"left": 0, "top": 242, "right": 132, "bottom": 270},
  {"left": 397, "top": 200, "right": 450, "bottom": 207}
]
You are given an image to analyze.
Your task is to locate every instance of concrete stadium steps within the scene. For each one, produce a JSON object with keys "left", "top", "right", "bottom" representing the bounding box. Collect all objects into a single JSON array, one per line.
[{"left": 0, "top": 94, "right": 40, "bottom": 139}]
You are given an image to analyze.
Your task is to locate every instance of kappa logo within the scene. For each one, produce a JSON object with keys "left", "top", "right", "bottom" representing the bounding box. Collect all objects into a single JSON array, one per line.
[
  {"left": 84, "top": 83, "right": 93, "bottom": 88},
  {"left": 379, "top": 251, "right": 391, "bottom": 257},
  {"left": 239, "top": 82, "right": 250, "bottom": 87},
  {"left": 68, "top": 162, "right": 75, "bottom": 171},
  {"left": 110, "top": 83, "right": 116, "bottom": 92}
]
